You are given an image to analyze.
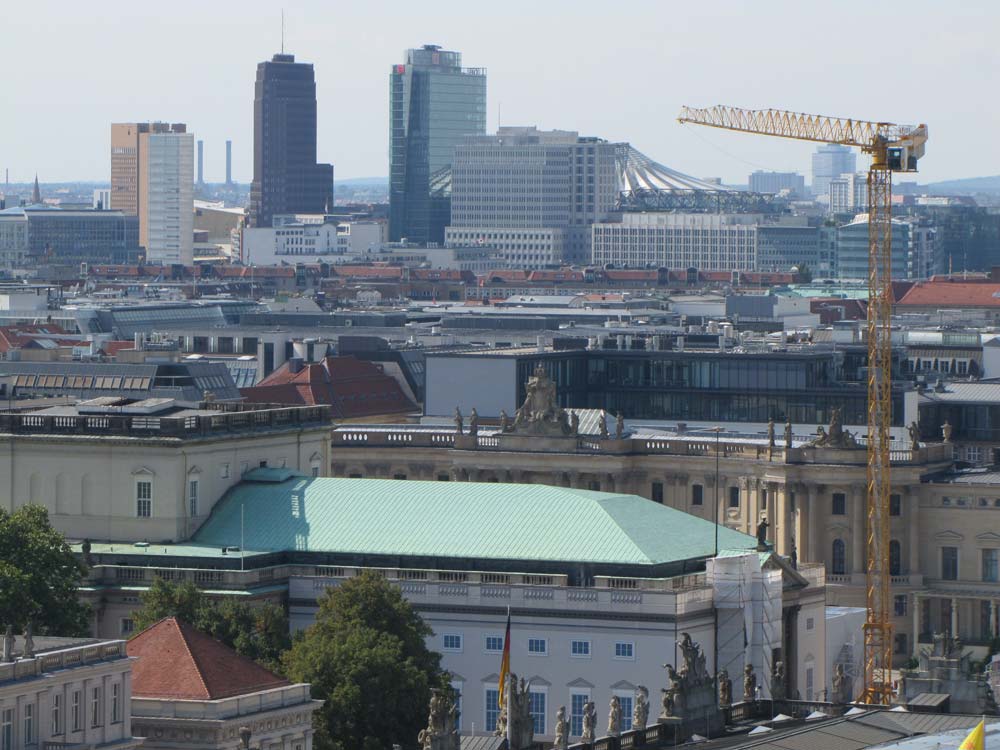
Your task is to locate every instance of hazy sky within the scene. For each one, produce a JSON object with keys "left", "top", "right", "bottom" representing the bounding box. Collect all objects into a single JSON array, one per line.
[{"left": 3, "top": 0, "right": 996, "bottom": 185}]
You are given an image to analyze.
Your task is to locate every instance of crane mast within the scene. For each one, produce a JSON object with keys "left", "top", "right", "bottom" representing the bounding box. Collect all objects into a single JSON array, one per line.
[{"left": 678, "top": 106, "right": 927, "bottom": 704}]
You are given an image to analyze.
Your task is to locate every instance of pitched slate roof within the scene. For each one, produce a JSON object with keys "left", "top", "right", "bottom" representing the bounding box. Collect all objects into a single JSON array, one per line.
[
  {"left": 126, "top": 617, "right": 288, "bottom": 700},
  {"left": 191, "top": 477, "right": 758, "bottom": 567}
]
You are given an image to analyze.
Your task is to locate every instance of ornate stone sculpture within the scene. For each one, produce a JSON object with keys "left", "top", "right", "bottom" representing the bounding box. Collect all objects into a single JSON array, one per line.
[
  {"left": 453, "top": 407, "right": 463, "bottom": 435},
  {"left": 570, "top": 410, "right": 580, "bottom": 435},
  {"left": 661, "top": 664, "right": 682, "bottom": 717},
  {"left": 942, "top": 420, "right": 953, "bottom": 443},
  {"left": 678, "top": 633, "right": 708, "bottom": 682},
  {"left": 497, "top": 674, "right": 533, "bottom": 750},
  {"left": 82, "top": 538, "right": 93, "bottom": 568},
  {"left": 767, "top": 419, "right": 776, "bottom": 448},
  {"left": 22, "top": 622, "right": 34, "bottom": 659},
  {"left": 499, "top": 410, "right": 510, "bottom": 433},
  {"left": 784, "top": 420, "right": 793, "bottom": 449},
  {"left": 607, "top": 696, "right": 622, "bottom": 737},
  {"left": 469, "top": 408, "right": 479, "bottom": 438},
  {"left": 633, "top": 686, "right": 649, "bottom": 730},
  {"left": 789, "top": 538, "right": 798, "bottom": 569},
  {"left": 718, "top": 669, "right": 732, "bottom": 706},
  {"left": 743, "top": 664, "right": 757, "bottom": 702},
  {"left": 756, "top": 517, "right": 770, "bottom": 548},
  {"left": 615, "top": 413, "right": 625, "bottom": 440},
  {"left": 508, "top": 365, "right": 574, "bottom": 437},
  {"left": 771, "top": 661, "right": 785, "bottom": 701},
  {"left": 805, "top": 408, "right": 861, "bottom": 449},
  {"left": 554, "top": 706, "right": 568, "bottom": 750},
  {"left": 831, "top": 663, "right": 847, "bottom": 704},
  {"left": 1, "top": 626, "right": 12, "bottom": 662},
  {"left": 581, "top": 700, "right": 596, "bottom": 741},
  {"left": 599, "top": 411, "right": 609, "bottom": 439},
  {"left": 908, "top": 420, "right": 921, "bottom": 451},
  {"left": 419, "top": 688, "right": 459, "bottom": 750}
]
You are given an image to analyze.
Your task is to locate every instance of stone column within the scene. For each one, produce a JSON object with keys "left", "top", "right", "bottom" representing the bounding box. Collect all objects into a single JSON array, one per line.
[
  {"left": 807, "top": 485, "right": 821, "bottom": 565},
  {"left": 991, "top": 601, "right": 997, "bottom": 639},
  {"left": 907, "top": 488, "right": 920, "bottom": 576},
  {"left": 951, "top": 597, "right": 959, "bottom": 637},
  {"left": 912, "top": 594, "right": 921, "bottom": 654},
  {"left": 850, "top": 485, "right": 865, "bottom": 576},
  {"left": 776, "top": 483, "right": 791, "bottom": 555}
]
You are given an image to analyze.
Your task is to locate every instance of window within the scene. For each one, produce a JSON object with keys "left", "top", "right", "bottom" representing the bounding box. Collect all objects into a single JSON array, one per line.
[
  {"left": 617, "top": 694, "right": 633, "bottom": 732},
  {"left": 761, "top": 489, "right": 768, "bottom": 511},
  {"left": 91, "top": 686, "right": 103, "bottom": 727},
  {"left": 651, "top": 481, "right": 663, "bottom": 504},
  {"left": 942, "top": 546, "right": 959, "bottom": 580},
  {"left": 442, "top": 634, "right": 463, "bottom": 652},
  {"left": 890, "top": 494, "right": 901, "bottom": 516},
  {"left": 729, "top": 486, "right": 740, "bottom": 508},
  {"left": 832, "top": 539, "right": 846, "bottom": 575},
  {"left": 112, "top": 683, "right": 121, "bottom": 724},
  {"left": 528, "top": 691, "right": 546, "bottom": 734},
  {"left": 894, "top": 594, "right": 908, "bottom": 617},
  {"left": 806, "top": 617, "right": 815, "bottom": 631},
  {"left": 984, "top": 549, "right": 999, "bottom": 582},
  {"left": 311, "top": 466, "right": 320, "bottom": 478},
  {"left": 805, "top": 666, "right": 814, "bottom": 701},
  {"left": 437, "top": 474, "right": 451, "bottom": 482},
  {"left": 485, "top": 635, "right": 504, "bottom": 653},
  {"left": 1, "top": 709, "right": 11, "bottom": 750},
  {"left": 527, "top": 638, "right": 547, "bottom": 655},
  {"left": 71, "top": 690, "right": 81, "bottom": 731},
  {"left": 570, "top": 693, "right": 589, "bottom": 737},
  {"left": 571, "top": 640, "right": 591, "bottom": 657},
  {"left": 220, "top": 463, "right": 230, "bottom": 479},
  {"left": 691, "top": 484, "right": 703, "bottom": 506},
  {"left": 24, "top": 703, "right": 33, "bottom": 745},
  {"left": 120, "top": 618, "right": 134, "bottom": 636},
  {"left": 832, "top": 492, "right": 846, "bottom": 516},
  {"left": 894, "top": 633, "right": 908, "bottom": 655},
  {"left": 240, "top": 461, "right": 249, "bottom": 476},
  {"left": 136, "top": 480, "right": 152, "bottom": 518},
  {"left": 451, "top": 681, "right": 462, "bottom": 731},
  {"left": 889, "top": 540, "right": 902, "bottom": 576},
  {"left": 188, "top": 478, "right": 199, "bottom": 517},
  {"left": 485, "top": 688, "right": 500, "bottom": 734},
  {"left": 52, "top": 693, "right": 62, "bottom": 736},
  {"left": 614, "top": 641, "right": 635, "bottom": 660}
]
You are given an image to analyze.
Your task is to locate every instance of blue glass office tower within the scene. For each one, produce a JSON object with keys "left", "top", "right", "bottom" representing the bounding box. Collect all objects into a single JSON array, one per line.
[{"left": 389, "top": 45, "right": 486, "bottom": 244}]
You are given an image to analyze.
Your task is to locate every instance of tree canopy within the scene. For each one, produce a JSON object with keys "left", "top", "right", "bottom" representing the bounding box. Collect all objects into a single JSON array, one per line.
[
  {"left": 283, "top": 570, "right": 451, "bottom": 750},
  {"left": 0, "top": 504, "right": 91, "bottom": 636},
  {"left": 133, "top": 577, "right": 290, "bottom": 672}
]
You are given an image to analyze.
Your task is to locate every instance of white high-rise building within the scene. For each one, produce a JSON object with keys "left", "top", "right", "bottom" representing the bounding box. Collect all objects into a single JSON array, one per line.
[
  {"left": 829, "top": 172, "right": 868, "bottom": 214},
  {"left": 811, "top": 144, "right": 856, "bottom": 198},
  {"left": 145, "top": 130, "right": 194, "bottom": 265}
]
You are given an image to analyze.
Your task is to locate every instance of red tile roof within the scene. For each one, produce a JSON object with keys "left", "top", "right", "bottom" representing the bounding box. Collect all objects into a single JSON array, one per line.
[
  {"left": 331, "top": 265, "right": 404, "bottom": 279},
  {"left": 0, "top": 324, "right": 78, "bottom": 352},
  {"left": 101, "top": 340, "right": 137, "bottom": 357},
  {"left": 896, "top": 281, "right": 1000, "bottom": 308},
  {"left": 602, "top": 269, "right": 659, "bottom": 281},
  {"left": 241, "top": 355, "right": 417, "bottom": 418},
  {"left": 126, "top": 617, "right": 289, "bottom": 700}
]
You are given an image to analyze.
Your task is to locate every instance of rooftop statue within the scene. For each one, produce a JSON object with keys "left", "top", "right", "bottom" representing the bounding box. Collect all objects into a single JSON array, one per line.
[
  {"left": 805, "top": 408, "right": 861, "bottom": 449},
  {"left": 509, "top": 365, "right": 573, "bottom": 437}
]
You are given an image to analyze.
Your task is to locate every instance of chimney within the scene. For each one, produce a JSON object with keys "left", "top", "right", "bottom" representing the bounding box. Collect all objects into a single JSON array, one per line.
[
  {"left": 197, "top": 141, "right": 204, "bottom": 184},
  {"left": 288, "top": 357, "right": 304, "bottom": 374},
  {"left": 225, "top": 140, "right": 233, "bottom": 184}
]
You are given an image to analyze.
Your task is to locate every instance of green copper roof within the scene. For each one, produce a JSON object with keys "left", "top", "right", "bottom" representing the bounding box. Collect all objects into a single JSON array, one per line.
[{"left": 191, "top": 478, "right": 757, "bottom": 567}]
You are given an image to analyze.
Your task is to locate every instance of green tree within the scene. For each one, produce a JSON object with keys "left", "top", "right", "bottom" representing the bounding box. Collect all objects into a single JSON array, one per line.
[
  {"left": 133, "top": 577, "right": 290, "bottom": 671},
  {"left": 0, "top": 504, "right": 90, "bottom": 636},
  {"left": 283, "top": 570, "right": 450, "bottom": 750}
]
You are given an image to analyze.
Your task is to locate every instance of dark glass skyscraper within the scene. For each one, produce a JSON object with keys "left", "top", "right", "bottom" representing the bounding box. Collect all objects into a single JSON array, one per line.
[
  {"left": 389, "top": 45, "right": 486, "bottom": 244},
  {"left": 250, "top": 53, "right": 334, "bottom": 229}
]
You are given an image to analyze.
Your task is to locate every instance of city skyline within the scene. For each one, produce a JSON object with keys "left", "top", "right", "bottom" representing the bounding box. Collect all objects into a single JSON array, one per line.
[{"left": 3, "top": 0, "right": 997, "bottom": 186}]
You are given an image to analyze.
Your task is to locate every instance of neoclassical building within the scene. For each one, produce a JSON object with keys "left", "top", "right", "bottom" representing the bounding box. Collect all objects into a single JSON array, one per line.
[{"left": 328, "top": 369, "right": 993, "bottom": 665}]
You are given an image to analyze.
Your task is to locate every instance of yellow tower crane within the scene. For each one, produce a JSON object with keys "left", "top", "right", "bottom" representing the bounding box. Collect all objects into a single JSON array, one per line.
[{"left": 677, "top": 105, "right": 927, "bottom": 704}]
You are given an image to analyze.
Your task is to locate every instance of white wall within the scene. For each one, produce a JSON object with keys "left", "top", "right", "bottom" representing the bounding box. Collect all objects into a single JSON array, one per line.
[{"left": 424, "top": 356, "right": 517, "bottom": 418}]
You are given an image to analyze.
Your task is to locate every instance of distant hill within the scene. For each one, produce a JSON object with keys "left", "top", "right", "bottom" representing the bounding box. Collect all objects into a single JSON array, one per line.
[
  {"left": 925, "top": 175, "right": 1000, "bottom": 194},
  {"left": 335, "top": 177, "right": 388, "bottom": 187}
]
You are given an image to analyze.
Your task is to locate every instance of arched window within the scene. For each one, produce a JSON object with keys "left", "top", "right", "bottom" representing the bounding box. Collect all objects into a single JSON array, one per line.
[
  {"left": 889, "top": 539, "right": 902, "bottom": 576},
  {"left": 832, "top": 539, "right": 846, "bottom": 575}
]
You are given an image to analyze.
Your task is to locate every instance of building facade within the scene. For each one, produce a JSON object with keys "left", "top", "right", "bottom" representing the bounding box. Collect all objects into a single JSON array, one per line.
[
  {"left": 250, "top": 54, "right": 334, "bottom": 230},
  {"left": 0, "top": 636, "right": 140, "bottom": 749},
  {"left": 811, "top": 144, "right": 856, "bottom": 198},
  {"left": 0, "top": 207, "right": 142, "bottom": 267},
  {"left": 389, "top": 45, "right": 487, "bottom": 245},
  {"left": 241, "top": 219, "right": 383, "bottom": 264},
  {"left": 0, "top": 400, "right": 330, "bottom": 544},
  {"left": 748, "top": 171, "right": 806, "bottom": 197},
  {"left": 592, "top": 213, "right": 761, "bottom": 271},
  {"left": 829, "top": 172, "right": 868, "bottom": 214},
  {"left": 836, "top": 216, "right": 942, "bottom": 280},
  {"left": 110, "top": 122, "right": 194, "bottom": 265}
]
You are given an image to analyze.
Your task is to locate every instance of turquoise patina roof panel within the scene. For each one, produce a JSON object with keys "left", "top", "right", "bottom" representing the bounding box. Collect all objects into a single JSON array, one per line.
[{"left": 191, "top": 478, "right": 757, "bottom": 567}]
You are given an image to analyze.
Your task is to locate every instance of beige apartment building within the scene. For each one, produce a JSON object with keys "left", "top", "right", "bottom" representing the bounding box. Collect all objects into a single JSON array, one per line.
[
  {"left": 328, "top": 406, "right": 996, "bottom": 665},
  {"left": 0, "top": 398, "right": 331, "bottom": 543},
  {"left": 111, "top": 122, "right": 194, "bottom": 265}
]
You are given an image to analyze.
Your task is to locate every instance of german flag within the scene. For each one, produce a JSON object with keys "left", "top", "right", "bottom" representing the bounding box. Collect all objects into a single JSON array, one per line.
[{"left": 498, "top": 608, "right": 511, "bottom": 709}]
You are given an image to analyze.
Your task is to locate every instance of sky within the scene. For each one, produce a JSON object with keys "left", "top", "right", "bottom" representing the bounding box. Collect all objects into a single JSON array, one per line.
[{"left": 3, "top": 0, "right": 997, "bottom": 186}]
